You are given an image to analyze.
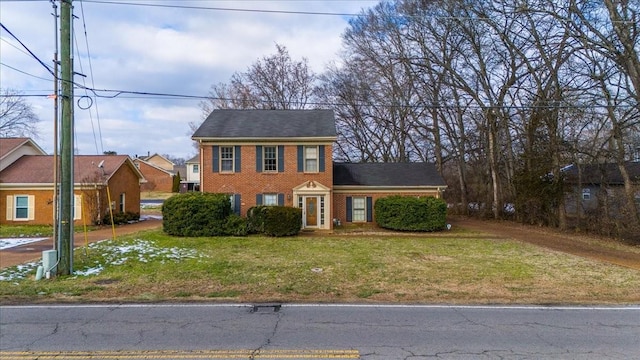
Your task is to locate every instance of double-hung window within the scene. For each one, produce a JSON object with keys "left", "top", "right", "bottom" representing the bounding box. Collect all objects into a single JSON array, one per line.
[
  {"left": 304, "top": 146, "right": 318, "bottom": 172},
  {"left": 263, "top": 146, "right": 277, "bottom": 172},
  {"left": 193, "top": 164, "right": 199, "bottom": 173},
  {"left": 352, "top": 197, "right": 366, "bottom": 222},
  {"left": 220, "top": 146, "right": 234, "bottom": 172},
  {"left": 263, "top": 194, "right": 278, "bottom": 206},
  {"left": 6, "top": 195, "right": 34, "bottom": 221},
  {"left": 14, "top": 196, "right": 29, "bottom": 220}
]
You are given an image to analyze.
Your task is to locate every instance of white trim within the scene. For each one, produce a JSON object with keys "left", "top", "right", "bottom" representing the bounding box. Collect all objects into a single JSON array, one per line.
[{"left": 293, "top": 180, "right": 331, "bottom": 229}]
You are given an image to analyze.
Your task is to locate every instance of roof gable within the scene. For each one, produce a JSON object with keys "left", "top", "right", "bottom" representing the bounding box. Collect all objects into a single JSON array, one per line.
[
  {"left": 192, "top": 109, "right": 337, "bottom": 140},
  {"left": 0, "top": 137, "right": 48, "bottom": 172},
  {"left": 333, "top": 162, "right": 447, "bottom": 187}
]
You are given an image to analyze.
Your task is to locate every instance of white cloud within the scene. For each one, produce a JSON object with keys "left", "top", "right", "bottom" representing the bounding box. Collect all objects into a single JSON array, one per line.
[{"left": 0, "top": 0, "right": 378, "bottom": 160}]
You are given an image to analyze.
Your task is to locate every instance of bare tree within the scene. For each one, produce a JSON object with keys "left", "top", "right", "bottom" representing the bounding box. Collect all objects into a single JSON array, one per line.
[
  {"left": 190, "top": 44, "right": 319, "bottom": 150},
  {"left": 0, "top": 88, "right": 40, "bottom": 138}
]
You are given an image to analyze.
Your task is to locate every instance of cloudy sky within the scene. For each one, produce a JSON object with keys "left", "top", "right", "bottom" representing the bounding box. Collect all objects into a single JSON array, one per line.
[{"left": 1, "top": 0, "right": 377, "bottom": 160}]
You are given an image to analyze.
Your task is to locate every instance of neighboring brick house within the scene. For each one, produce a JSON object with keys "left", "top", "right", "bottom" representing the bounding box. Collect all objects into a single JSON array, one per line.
[
  {"left": 192, "top": 109, "right": 447, "bottom": 230},
  {"left": 133, "top": 158, "right": 175, "bottom": 193},
  {"left": 0, "top": 138, "right": 145, "bottom": 225}
]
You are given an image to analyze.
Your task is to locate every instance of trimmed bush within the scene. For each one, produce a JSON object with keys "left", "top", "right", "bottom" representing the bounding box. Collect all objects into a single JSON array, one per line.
[
  {"left": 375, "top": 195, "right": 447, "bottom": 232},
  {"left": 224, "top": 214, "right": 248, "bottom": 236},
  {"left": 246, "top": 206, "right": 268, "bottom": 234},
  {"left": 247, "top": 205, "right": 302, "bottom": 237},
  {"left": 263, "top": 206, "right": 302, "bottom": 237},
  {"left": 162, "top": 192, "right": 231, "bottom": 236}
]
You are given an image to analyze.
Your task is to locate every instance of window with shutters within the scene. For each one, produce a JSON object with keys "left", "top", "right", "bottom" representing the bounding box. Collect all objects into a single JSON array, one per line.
[
  {"left": 264, "top": 146, "right": 277, "bottom": 172},
  {"left": 304, "top": 146, "right": 318, "bottom": 172},
  {"left": 14, "top": 195, "right": 29, "bottom": 220},
  {"left": 220, "top": 146, "right": 234, "bottom": 172},
  {"left": 264, "top": 194, "right": 278, "bottom": 206},
  {"left": 352, "top": 196, "right": 366, "bottom": 222}
]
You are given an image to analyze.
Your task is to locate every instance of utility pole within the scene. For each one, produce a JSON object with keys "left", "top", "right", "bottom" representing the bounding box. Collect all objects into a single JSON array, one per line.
[
  {"left": 51, "top": 0, "right": 59, "bottom": 253},
  {"left": 58, "top": 0, "right": 74, "bottom": 276}
]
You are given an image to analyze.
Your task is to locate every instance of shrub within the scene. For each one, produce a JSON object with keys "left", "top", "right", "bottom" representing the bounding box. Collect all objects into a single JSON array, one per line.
[
  {"left": 246, "top": 206, "right": 268, "bottom": 234},
  {"left": 247, "top": 205, "right": 302, "bottom": 237},
  {"left": 162, "top": 192, "right": 231, "bottom": 236},
  {"left": 375, "top": 195, "right": 447, "bottom": 232},
  {"left": 102, "top": 211, "right": 139, "bottom": 225},
  {"left": 263, "top": 206, "right": 302, "bottom": 237},
  {"left": 224, "top": 214, "right": 248, "bottom": 236}
]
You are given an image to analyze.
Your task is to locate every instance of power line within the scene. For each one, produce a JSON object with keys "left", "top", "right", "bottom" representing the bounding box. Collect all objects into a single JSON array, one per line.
[
  {"left": 0, "top": 62, "right": 53, "bottom": 82},
  {"left": 0, "top": 22, "right": 54, "bottom": 76},
  {"left": 76, "top": 0, "right": 105, "bottom": 154},
  {"left": 78, "top": 0, "right": 363, "bottom": 17}
]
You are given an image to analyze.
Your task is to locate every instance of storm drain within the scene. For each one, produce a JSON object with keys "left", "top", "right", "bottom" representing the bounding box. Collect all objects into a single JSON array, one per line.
[{"left": 250, "top": 304, "right": 282, "bottom": 313}]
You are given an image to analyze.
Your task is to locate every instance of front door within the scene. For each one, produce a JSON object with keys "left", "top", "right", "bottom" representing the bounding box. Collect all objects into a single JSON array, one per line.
[{"left": 305, "top": 197, "right": 318, "bottom": 227}]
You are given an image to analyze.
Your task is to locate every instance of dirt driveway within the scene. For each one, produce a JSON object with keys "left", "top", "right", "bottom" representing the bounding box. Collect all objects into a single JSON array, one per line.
[{"left": 450, "top": 216, "right": 640, "bottom": 271}]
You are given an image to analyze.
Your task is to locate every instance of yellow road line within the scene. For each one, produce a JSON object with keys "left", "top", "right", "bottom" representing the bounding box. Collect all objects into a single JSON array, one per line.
[{"left": 0, "top": 349, "right": 360, "bottom": 359}]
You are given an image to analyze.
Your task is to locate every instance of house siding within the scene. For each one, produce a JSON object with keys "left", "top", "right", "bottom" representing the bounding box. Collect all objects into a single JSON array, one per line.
[{"left": 201, "top": 143, "right": 333, "bottom": 219}]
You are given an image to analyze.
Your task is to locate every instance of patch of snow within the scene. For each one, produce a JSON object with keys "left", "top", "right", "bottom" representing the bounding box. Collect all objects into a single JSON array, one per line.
[
  {"left": 0, "top": 261, "right": 39, "bottom": 281},
  {"left": 0, "top": 238, "right": 48, "bottom": 250},
  {"left": 0, "top": 238, "right": 201, "bottom": 281},
  {"left": 140, "top": 214, "right": 162, "bottom": 220}
]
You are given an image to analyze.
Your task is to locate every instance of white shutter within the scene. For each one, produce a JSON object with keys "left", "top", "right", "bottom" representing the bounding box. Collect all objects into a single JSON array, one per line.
[
  {"left": 6, "top": 196, "right": 13, "bottom": 220},
  {"left": 27, "top": 195, "right": 35, "bottom": 220}
]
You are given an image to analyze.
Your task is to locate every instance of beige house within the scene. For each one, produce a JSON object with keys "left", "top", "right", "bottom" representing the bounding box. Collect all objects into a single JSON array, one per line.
[{"left": 0, "top": 138, "right": 145, "bottom": 225}]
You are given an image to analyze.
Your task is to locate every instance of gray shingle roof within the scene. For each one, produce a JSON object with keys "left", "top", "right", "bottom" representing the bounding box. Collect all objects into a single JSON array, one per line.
[
  {"left": 333, "top": 162, "right": 447, "bottom": 187},
  {"left": 192, "top": 109, "right": 337, "bottom": 139},
  {"left": 563, "top": 162, "right": 640, "bottom": 185}
]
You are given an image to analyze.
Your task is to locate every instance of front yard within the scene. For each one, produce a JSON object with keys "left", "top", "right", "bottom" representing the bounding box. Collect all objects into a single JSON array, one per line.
[{"left": 1, "top": 226, "right": 638, "bottom": 304}]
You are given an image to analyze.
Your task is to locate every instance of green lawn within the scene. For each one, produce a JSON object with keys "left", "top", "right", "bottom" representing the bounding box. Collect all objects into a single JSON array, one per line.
[{"left": 1, "top": 228, "right": 638, "bottom": 304}]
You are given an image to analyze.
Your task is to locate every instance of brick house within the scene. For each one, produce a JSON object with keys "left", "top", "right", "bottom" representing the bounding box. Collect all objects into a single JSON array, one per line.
[
  {"left": 133, "top": 158, "right": 175, "bottom": 193},
  {"left": 192, "top": 109, "right": 447, "bottom": 230},
  {"left": 0, "top": 138, "right": 145, "bottom": 225}
]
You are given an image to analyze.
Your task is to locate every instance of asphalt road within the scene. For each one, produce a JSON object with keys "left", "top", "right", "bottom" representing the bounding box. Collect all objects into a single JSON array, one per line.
[{"left": 1, "top": 304, "right": 639, "bottom": 359}]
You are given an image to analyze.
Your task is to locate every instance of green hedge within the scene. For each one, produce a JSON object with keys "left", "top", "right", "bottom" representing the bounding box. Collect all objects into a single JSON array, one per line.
[
  {"left": 247, "top": 205, "right": 302, "bottom": 237},
  {"left": 102, "top": 211, "right": 139, "bottom": 225},
  {"left": 162, "top": 192, "right": 237, "bottom": 236},
  {"left": 375, "top": 195, "right": 447, "bottom": 232}
]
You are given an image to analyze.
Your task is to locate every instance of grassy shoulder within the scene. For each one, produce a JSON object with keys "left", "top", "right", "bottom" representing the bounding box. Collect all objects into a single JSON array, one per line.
[
  {"left": 1, "top": 228, "right": 638, "bottom": 305},
  {"left": 0, "top": 224, "right": 99, "bottom": 238}
]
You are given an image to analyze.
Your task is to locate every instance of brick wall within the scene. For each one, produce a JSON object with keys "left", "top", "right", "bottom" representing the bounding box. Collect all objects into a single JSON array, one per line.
[
  {"left": 201, "top": 144, "right": 333, "bottom": 217},
  {"left": 106, "top": 163, "right": 141, "bottom": 215},
  {"left": 136, "top": 160, "right": 173, "bottom": 193},
  {"left": 333, "top": 191, "right": 442, "bottom": 225}
]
